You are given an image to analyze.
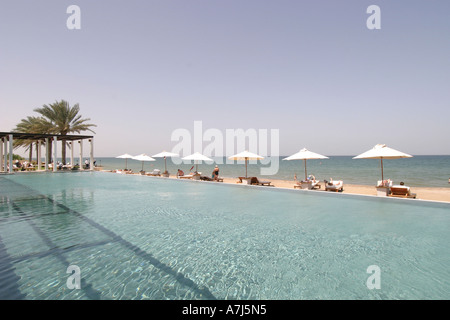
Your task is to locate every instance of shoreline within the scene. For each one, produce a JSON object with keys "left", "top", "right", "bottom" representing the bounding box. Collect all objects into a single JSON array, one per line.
[{"left": 103, "top": 169, "right": 450, "bottom": 203}]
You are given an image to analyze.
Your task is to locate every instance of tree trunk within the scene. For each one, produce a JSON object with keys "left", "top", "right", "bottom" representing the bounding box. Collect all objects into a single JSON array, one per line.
[{"left": 28, "top": 143, "right": 32, "bottom": 163}]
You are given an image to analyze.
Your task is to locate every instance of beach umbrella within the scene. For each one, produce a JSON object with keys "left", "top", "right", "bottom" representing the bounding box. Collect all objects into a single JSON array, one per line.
[
  {"left": 352, "top": 144, "right": 413, "bottom": 181},
  {"left": 228, "top": 150, "right": 264, "bottom": 178},
  {"left": 283, "top": 148, "right": 329, "bottom": 180},
  {"left": 181, "top": 152, "right": 213, "bottom": 173},
  {"left": 116, "top": 153, "right": 134, "bottom": 169},
  {"left": 152, "top": 151, "right": 179, "bottom": 173},
  {"left": 132, "top": 153, "right": 156, "bottom": 172}
]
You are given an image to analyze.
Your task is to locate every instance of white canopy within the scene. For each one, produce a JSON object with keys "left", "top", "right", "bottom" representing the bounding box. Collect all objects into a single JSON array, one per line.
[
  {"left": 228, "top": 150, "right": 264, "bottom": 178},
  {"left": 132, "top": 154, "right": 156, "bottom": 161},
  {"left": 228, "top": 150, "right": 264, "bottom": 161},
  {"left": 152, "top": 151, "right": 179, "bottom": 158},
  {"left": 182, "top": 152, "right": 213, "bottom": 162},
  {"left": 283, "top": 148, "right": 329, "bottom": 161},
  {"left": 116, "top": 153, "right": 134, "bottom": 159},
  {"left": 353, "top": 144, "right": 413, "bottom": 181},
  {"left": 353, "top": 144, "right": 412, "bottom": 159},
  {"left": 283, "top": 148, "right": 328, "bottom": 180}
]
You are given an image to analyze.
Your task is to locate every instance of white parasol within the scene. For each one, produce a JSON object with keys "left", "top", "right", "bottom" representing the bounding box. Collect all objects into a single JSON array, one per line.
[
  {"left": 228, "top": 150, "right": 264, "bottom": 178},
  {"left": 353, "top": 144, "right": 412, "bottom": 181},
  {"left": 283, "top": 148, "right": 329, "bottom": 180},
  {"left": 132, "top": 153, "right": 156, "bottom": 172},
  {"left": 116, "top": 153, "right": 134, "bottom": 170},
  {"left": 152, "top": 151, "right": 179, "bottom": 174},
  {"left": 181, "top": 152, "right": 213, "bottom": 173}
]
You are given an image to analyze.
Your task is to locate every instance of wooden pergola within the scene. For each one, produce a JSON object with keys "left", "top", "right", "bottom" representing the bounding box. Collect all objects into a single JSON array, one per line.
[{"left": 0, "top": 132, "right": 94, "bottom": 173}]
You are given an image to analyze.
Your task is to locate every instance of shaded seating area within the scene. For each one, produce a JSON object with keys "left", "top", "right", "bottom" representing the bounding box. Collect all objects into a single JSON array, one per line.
[
  {"left": 1, "top": 132, "right": 95, "bottom": 173},
  {"left": 389, "top": 185, "right": 417, "bottom": 199},
  {"left": 324, "top": 179, "right": 344, "bottom": 192}
]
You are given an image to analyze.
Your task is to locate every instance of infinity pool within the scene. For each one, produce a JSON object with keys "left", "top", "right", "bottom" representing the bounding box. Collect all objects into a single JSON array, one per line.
[{"left": 0, "top": 172, "right": 449, "bottom": 299}]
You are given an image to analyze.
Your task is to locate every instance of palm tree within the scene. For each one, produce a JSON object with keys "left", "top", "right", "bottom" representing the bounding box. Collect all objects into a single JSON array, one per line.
[
  {"left": 12, "top": 116, "right": 53, "bottom": 162},
  {"left": 34, "top": 100, "right": 96, "bottom": 164}
]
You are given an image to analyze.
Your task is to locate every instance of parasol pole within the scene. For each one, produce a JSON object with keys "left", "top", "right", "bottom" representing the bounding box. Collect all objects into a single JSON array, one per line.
[
  {"left": 245, "top": 157, "right": 248, "bottom": 178},
  {"left": 304, "top": 159, "right": 307, "bottom": 180}
]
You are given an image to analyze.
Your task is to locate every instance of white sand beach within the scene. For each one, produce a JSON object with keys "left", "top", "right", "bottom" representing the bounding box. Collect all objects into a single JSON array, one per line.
[{"left": 104, "top": 169, "right": 450, "bottom": 203}]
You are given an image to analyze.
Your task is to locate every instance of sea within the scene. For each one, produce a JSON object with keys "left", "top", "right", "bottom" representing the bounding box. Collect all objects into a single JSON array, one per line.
[{"left": 87, "top": 155, "right": 450, "bottom": 188}]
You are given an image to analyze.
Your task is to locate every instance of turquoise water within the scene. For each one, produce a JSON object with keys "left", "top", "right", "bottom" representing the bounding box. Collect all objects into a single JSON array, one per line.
[
  {"left": 95, "top": 155, "right": 450, "bottom": 188},
  {"left": 0, "top": 171, "right": 449, "bottom": 300}
]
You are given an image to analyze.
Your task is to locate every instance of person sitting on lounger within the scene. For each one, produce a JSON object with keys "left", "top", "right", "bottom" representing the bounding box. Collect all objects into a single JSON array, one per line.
[
  {"left": 212, "top": 165, "right": 220, "bottom": 181},
  {"left": 177, "top": 169, "right": 184, "bottom": 177}
]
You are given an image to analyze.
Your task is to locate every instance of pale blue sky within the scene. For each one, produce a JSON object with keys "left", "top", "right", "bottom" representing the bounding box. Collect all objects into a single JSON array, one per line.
[{"left": 1, "top": 0, "right": 449, "bottom": 156}]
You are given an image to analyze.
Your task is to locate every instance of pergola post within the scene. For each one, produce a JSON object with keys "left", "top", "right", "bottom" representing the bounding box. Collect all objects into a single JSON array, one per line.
[
  {"left": 70, "top": 141, "right": 74, "bottom": 167},
  {"left": 44, "top": 138, "right": 49, "bottom": 171},
  {"left": 37, "top": 140, "right": 41, "bottom": 170},
  {"left": 8, "top": 134, "right": 13, "bottom": 174},
  {"left": 4, "top": 137, "right": 8, "bottom": 172},
  {"left": 79, "top": 140, "right": 83, "bottom": 170},
  {"left": 0, "top": 138, "right": 3, "bottom": 172},
  {"left": 89, "top": 138, "right": 94, "bottom": 171},
  {"left": 53, "top": 136, "right": 57, "bottom": 172}
]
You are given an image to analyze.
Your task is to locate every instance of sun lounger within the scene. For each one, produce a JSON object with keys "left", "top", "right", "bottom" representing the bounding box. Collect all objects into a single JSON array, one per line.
[
  {"left": 237, "top": 176, "right": 257, "bottom": 185},
  {"left": 178, "top": 172, "right": 200, "bottom": 179},
  {"left": 115, "top": 169, "right": 133, "bottom": 174},
  {"left": 200, "top": 175, "right": 224, "bottom": 182},
  {"left": 324, "top": 179, "right": 344, "bottom": 192},
  {"left": 146, "top": 169, "right": 161, "bottom": 176},
  {"left": 294, "top": 180, "right": 321, "bottom": 190},
  {"left": 178, "top": 174, "right": 194, "bottom": 179},
  {"left": 389, "top": 186, "right": 416, "bottom": 199},
  {"left": 250, "top": 177, "right": 273, "bottom": 186}
]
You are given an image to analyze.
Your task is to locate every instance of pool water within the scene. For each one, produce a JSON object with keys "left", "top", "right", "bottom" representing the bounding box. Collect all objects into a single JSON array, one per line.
[{"left": 0, "top": 172, "right": 449, "bottom": 300}]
